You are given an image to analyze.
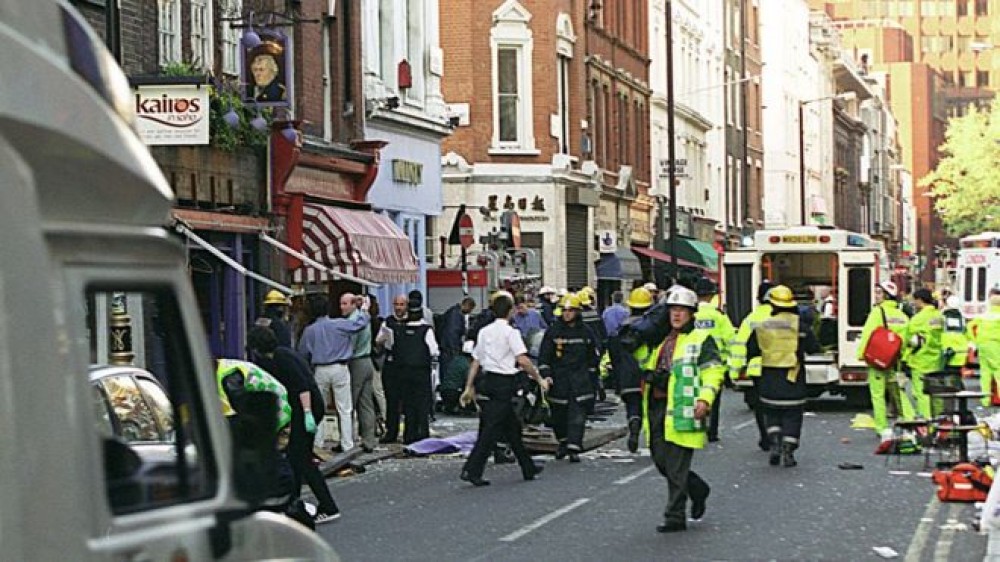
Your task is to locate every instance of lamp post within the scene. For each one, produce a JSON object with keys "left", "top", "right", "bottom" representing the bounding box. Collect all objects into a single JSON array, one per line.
[
  {"left": 665, "top": 0, "right": 677, "bottom": 276},
  {"left": 798, "top": 94, "right": 849, "bottom": 226}
]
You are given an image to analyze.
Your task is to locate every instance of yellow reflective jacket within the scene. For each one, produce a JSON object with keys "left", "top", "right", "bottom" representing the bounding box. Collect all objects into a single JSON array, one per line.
[
  {"left": 904, "top": 305, "right": 944, "bottom": 375},
  {"left": 730, "top": 303, "right": 772, "bottom": 379},
  {"left": 857, "top": 300, "right": 909, "bottom": 372}
]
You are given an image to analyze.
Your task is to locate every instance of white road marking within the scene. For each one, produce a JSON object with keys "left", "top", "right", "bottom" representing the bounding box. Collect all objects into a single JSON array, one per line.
[
  {"left": 731, "top": 419, "right": 756, "bottom": 431},
  {"left": 499, "top": 498, "right": 591, "bottom": 542},
  {"left": 905, "top": 494, "right": 942, "bottom": 562},
  {"left": 614, "top": 465, "right": 657, "bottom": 485},
  {"left": 933, "top": 505, "right": 963, "bottom": 562}
]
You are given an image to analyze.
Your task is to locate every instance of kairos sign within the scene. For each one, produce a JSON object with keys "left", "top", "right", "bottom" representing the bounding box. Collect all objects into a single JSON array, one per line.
[{"left": 133, "top": 84, "right": 209, "bottom": 146}]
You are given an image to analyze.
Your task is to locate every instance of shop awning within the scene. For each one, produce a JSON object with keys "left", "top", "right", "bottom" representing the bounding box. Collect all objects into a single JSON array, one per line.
[
  {"left": 660, "top": 237, "right": 719, "bottom": 270},
  {"left": 174, "top": 223, "right": 295, "bottom": 295},
  {"left": 260, "top": 232, "right": 379, "bottom": 288},
  {"left": 595, "top": 248, "right": 644, "bottom": 280},
  {"left": 294, "top": 203, "right": 419, "bottom": 285},
  {"left": 631, "top": 245, "right": 708, "bottom": 271}
]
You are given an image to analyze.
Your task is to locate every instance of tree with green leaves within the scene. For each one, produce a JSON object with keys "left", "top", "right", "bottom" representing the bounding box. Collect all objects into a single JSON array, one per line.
[{"left": 920, "top": 95, "right": 1000, "bottom": 237}]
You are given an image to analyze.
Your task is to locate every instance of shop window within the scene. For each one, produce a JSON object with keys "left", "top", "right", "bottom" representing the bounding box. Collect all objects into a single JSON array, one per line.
[
  {"left": 977, "top": 71, "right": 990, "bottom": 88},
  {"left": 975, "top": 0, "right": 988, "bottom": 15}
]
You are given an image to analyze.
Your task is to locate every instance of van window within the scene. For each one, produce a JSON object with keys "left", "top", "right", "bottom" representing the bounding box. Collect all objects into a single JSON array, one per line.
[
  {"left": 82, "top": 287, "right": 217, "bottom": 515},
  {"left": 724, "top": 264, "right": 753, "bottom": 324},
  {"left": 978, "top": 267, "right": 987, "bottom": 302},
  {"left": 965, "top": 267, "right": 974, "bottom": 301},
  {"left": 847, "top": 268, "right": 872, "bottom": 327}
]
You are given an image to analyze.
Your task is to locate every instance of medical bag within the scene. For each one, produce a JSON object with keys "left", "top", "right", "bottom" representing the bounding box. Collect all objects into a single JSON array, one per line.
[
  {"left": 931, "top": 462, "right": 994, "bottom": 503},
  {"left": 863, "top": 308, "right": 902, "bottom": 370}
]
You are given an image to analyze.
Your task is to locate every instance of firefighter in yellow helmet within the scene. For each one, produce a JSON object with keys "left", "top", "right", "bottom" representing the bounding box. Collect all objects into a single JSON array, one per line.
[
  {"left": 577, "top": 289, "right": 608, "bottom": 404},
  {"left": 743, "top": 285, "right": 820, "bottom": 467},
  {"left": 613, "top": 286, "right": 655, "bottom": 452},
  {"left": 260, "top": 289, "right": 293, "bottom": 347}
]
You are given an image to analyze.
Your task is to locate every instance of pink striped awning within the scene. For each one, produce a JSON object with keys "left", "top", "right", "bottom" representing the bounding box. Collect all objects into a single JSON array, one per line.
[{"left": 293, "top": 204, "right": 419, "bottom": 284}]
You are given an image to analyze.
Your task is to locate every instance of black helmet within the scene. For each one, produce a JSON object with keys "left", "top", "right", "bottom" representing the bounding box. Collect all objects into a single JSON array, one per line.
[
  {"left": 694, "top": 277, "right": 718, "bottom": 297},
  {"left": 756, "top": 280, "right": 773, "bottom": 304}
]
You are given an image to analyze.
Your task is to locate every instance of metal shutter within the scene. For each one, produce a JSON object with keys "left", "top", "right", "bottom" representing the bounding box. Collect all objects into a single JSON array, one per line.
[{"left": 565, "top": 206, "right": 589, "bottom": 289}]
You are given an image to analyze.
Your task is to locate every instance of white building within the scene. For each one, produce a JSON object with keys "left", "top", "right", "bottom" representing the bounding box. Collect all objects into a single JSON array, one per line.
[
  {"left": 361, "top": 0, "right": 452, "bottom": 305},
  {"left": 649, "top": 0, "right": 725, "bottom": 241},
  {"left": 761, "top": 0, "right": 833, "bottom": 228}
]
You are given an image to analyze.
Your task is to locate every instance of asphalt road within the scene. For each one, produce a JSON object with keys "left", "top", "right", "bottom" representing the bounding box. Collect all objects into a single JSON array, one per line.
[{"left": 315, "top": 390, "right": 989, "bottom": 561}]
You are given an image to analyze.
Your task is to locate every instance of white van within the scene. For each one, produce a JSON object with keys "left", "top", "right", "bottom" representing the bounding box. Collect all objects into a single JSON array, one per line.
[
  {"left": 722, "top": 226, "right": 887, "bottom": 406},
  {"left": 956, "top": 232, "right": 1000, "bottom": 319},
  {"left": 0, "top": 2, "right": 335, "bottom": 560}
]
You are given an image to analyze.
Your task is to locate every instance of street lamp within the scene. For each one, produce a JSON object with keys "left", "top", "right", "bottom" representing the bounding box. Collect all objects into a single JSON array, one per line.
[{"left": 798, "top": 93, "right": 851, "bottom": 226}]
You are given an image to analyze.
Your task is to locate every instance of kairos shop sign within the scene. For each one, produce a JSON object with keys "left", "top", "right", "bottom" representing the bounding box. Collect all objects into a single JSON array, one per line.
[{"left": 133, "top": 84, "right": 209, "bottom": 146}]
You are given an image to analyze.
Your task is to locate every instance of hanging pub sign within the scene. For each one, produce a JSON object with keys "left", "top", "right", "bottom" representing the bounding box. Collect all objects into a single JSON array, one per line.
[
  {"left": 242, "top": 31, "right": 291, "bottom": 108},
  {"left": 133, "top": 83, "right": 210, "bottom": 146}
]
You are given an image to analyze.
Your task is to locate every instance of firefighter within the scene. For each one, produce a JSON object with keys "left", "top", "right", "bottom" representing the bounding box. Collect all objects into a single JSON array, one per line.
[
  {"left": 539, "top": 294, "right": 600, "bottom": 462},
  {"left": 694, "top": 278, "right": 736, "bottom": 443},
  {"left": 744, "top": 285, "right": 820, "bottom": 467},
  {"left": 903, "top": 288, "right": 944, "bottom": 419},
  {"left": 857, "top": 280, "right": 911, "bottom": 435},
  {"left": 970, "top": 289, "right": 1000, "bottom": 407},
  {"left": 729, "top": 280, "right": 774, "bottom": 451},
  {"left": 614, "top": 286, "right": 655, "bottom": 452},
  {"left": 260, "top": 290, "right": 293, "bottom": 347},
  {"left": 639, "top": 287, "right": 724, "bottom": 532},
  {"left": 578, "top": 288, "right": 608, "bottom": 403}
]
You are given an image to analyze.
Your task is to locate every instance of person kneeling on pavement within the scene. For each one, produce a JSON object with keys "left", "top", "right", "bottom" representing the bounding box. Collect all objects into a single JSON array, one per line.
[
  {"left": 639, "top": 287, "right": 724, "bottom": 533},
  {"left": 538, "top": 294, "right": 600, "bottom": 463},
  {"left": 744, "top": 285, "right": 820, "bottom": 468}
]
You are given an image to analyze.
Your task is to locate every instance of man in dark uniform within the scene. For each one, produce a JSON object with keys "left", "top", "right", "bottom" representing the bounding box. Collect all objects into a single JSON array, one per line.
[
  {"left": 382, "top": 300, "right": 439, "bottom": 444},
  {"left": 745, "top": 285, "right": 820, "bottom": 467},
  {"left": 259, "top": 290, "right": 292, "bottom": 348},
  {"left": 539, "top": 294, "right": 599, "bottom": 462}
]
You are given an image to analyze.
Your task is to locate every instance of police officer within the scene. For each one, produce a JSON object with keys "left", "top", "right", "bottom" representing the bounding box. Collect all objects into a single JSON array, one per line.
[
  {"left": 260, "top": 290, "right": 293, "bottom": 347},
  {"left": 694, "top": 278, "right": 736, "bottom": 443},
  {"left": 539, "top": 294, "right": 599, "bottom": 462},
  {"left": 857, "top": 280, "right": 911, "bottom": 436},
  {"left": 383, "top": 300, "right": 440, "bottom": 444},
  {"left": 904, "top": 288, "right": 944, "bottom": 419},
  {"left": 459, "top": 293, "right": 549, "bottom": 486},
  {"left": 744, "top": 286, "right": 820, "bottom": 467},
  {"left": 729, "top": 280, "right": 774, "bottom": 451},
  {"left": 639, "top": 287, "right": 724, "bottom": 532},
  {"left": 970, "top": 289, "right": 1000, "bottom": 407}
]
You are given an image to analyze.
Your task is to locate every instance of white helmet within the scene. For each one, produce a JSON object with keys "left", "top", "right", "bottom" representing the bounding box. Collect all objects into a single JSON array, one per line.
[
  {"left": 643, "top": 282, "right": 658, "bottom": 292},
  {"left": 879, "top": 280, "right": 898, "bottom": 298},
  {"left": 462, "top": 340, "right": 475, "bottom": 354},
  {"left": 665, "top": 287, "right": 698, "bottom": 310},
  {"left": 945, "top": 295, "right": 959, "bottom": 309},
  {"left": 538, "top": 286, "right": 555, "bottom": 296}
]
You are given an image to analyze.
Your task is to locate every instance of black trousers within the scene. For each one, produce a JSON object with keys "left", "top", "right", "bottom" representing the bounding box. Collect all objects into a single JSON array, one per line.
[
  {"left": 462, "top": 374, "right": 535, "bottom": 479},
  {"left": 287, "top": 417, "right": 338, "bottom": 514},
  {"left": 622, "top": 392, "right": 642, "bottom": 420},
  {"left": 401, "top": 368, "right": 432, "bottom": 445},
  {"left": 746, "top": 379, "right": 769, "bottom": 445},
  {"left": 382, "top": 366, "right": 403, "bottom": 442},
  {"left": 648, "top": 397, "right": 709, "bottom": 525},
  {"left": 764, "top": 405, "right": 804, "bottom": 447},
  {"left": 550, "top": 399, "right": 589, "bottom": 451},
  {"left": 708, "top": 386, "right": 723, "bottom": 439}
]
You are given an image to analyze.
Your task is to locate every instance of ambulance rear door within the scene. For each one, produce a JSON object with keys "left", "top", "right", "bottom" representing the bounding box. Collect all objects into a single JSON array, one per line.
[
  {"left": 839, "top": 251, "right": 877, "bottom": 381},
  {"left": 722, "top": 251, "right": 759, "bottom": 326}
]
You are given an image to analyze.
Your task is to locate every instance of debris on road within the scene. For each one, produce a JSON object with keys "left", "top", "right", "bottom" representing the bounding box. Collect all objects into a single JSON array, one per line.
[{"left": 872, "top": 545, "right": 899, "bottom": 558}]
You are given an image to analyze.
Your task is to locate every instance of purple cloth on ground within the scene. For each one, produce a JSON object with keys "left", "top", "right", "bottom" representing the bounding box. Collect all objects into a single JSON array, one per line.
[{"left": 404, "top": 430, "right": 479, "bottom": 456}]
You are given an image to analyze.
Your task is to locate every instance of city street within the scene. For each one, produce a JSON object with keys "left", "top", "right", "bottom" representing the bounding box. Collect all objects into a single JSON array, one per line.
[{"left": 316, "top": 393, "right": 988, "bottom": 561}]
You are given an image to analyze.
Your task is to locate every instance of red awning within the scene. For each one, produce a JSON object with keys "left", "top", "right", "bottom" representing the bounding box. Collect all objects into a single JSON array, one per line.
[
  {"left": 294, "top": 204, "right": 418, "bottom": 284},
  {"left": 631, "top": 245, "right": 706, "bottom": 270}
]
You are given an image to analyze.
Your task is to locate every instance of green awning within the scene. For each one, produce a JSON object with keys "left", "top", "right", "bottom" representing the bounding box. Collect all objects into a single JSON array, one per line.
[{"left": 662, "top": 237, "right": 718, "bottom": 271}]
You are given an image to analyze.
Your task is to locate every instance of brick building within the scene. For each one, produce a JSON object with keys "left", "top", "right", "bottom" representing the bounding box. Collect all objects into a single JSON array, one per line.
[{"left": 437, "top": 0, "right": 600, "bottom": 291}]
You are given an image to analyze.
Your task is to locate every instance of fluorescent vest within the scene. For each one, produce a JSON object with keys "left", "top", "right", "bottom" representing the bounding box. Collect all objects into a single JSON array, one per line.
[{"left": 757, "top": 315, "right": 799, "bottom": 369}]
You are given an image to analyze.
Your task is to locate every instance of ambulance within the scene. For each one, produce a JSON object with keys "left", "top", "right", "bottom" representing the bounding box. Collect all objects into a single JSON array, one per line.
[
  {"left": 722, "top": 226, "right": 889, "bottom": 406},
  {"left": 0, "top": 1, "right": 335, "bottom": 560},
  {"left": 956, "top": 232, "right": 1000, "bottom": 319}
]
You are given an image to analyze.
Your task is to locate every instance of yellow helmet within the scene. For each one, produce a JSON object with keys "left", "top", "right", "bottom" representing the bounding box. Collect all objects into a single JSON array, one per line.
[
  {"left": 768, "top": 285, "right": 796, "bottom": 309},
  {"left": 580, "top": 286, "right": 595, "bottom": 298},
  {"left": 626, "top": 287, "right": 653, "bottom": 309},
  {"left": 576, "top": 290, "right": 593, "bottom": 307},
  {"left": 263, "top": 289, "right": 290, "bottom": 306},
  {"left": 561, "top": 294, "right": 582, "bottom": 310}
]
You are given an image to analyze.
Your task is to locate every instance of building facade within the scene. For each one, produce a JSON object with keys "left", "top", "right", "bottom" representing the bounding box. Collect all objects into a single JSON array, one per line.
[
  {"left": 361, "top": 0, "right": 452, "bottom": 307},
  {"left": 437, "top": 0, "right": 599, "bottom": 291}
]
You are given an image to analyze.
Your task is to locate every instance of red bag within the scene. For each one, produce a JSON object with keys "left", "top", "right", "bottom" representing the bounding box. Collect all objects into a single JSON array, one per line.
[
  {"left": 863, "top": 308, "right": 902, "bottom": 370},
  {"left": 932, "top": 463, "right": 993, "bottom": 502}
]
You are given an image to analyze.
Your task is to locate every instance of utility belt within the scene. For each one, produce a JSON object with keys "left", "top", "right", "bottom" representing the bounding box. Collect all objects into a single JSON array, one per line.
[{"left": 645, "top": 368, "right": 670, "bottom": 399}]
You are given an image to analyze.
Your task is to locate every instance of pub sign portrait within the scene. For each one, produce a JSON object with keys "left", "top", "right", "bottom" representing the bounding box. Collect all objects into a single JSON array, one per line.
[{"left": 242, "top": 32, "right": 290, "bottom": 107}]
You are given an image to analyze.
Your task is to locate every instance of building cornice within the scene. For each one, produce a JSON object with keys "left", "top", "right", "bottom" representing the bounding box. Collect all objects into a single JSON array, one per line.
[{"left": 367, "top": 105, "right": 453, "bottom": 138}]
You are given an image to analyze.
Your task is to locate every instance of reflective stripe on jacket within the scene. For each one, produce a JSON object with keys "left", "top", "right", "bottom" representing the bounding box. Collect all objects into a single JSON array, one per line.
[{"left": 905, "top": 305, "right": 944, "bottom": 375}]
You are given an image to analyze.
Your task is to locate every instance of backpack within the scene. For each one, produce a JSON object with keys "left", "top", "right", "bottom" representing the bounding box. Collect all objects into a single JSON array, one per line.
[
  {"left": 932, "top": 462, "right": 994, "bottom": 502},
  {"left": 863, "top": 307, "right": 903, "bottom": 370}
]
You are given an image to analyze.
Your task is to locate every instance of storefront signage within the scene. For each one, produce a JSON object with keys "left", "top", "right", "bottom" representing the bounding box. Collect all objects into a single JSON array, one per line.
[
  {"left": 598, "top": 230, "right": 617, "bottom": 253},
  {"left": 133, "top": 84, "right": 209, "bottom": 146},
  {"left": 481, "top": 194, "right": 549, "bottom": 222},
  {"left": 392, "top": 159, "right": 423, "bottom": 185}
]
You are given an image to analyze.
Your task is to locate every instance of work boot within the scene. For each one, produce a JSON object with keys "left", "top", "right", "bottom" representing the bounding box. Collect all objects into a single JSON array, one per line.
[
  {"left": 555, "top": 442, "right": 568, "bottom": 460},
  {"left": 627, "top": 417, "right": 642, "bottom": 453},
  {"left": 768, "top": 434, "right": 782, "bottom": 466},
  {"left": 782, "top": 443, "right": 798, "bottom": 468},
  {"left": 494, "top": 445, "right": 515, "bottom": 464},
  {"left": 568, "top": 451, "right": 581, "bottom": 463}
]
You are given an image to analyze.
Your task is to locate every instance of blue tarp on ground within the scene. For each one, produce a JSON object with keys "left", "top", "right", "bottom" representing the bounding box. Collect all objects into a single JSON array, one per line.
[{"left": 403, "top": 430, "right": 479, "bottom": 456}]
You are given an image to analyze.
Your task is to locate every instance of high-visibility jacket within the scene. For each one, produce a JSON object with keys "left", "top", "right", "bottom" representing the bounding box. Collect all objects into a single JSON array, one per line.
[
  {"left": 217, "top": 358, "right": 292, "bottom": 430},
  {"left": 695, "top": 301, "right": 736, "bottom": 366},
  {"left": 904, "top": 305, "right": 944, "bottom": 375},
  {"left": 857, "top": 300, "right": 909, "bottom": 372},
  {"left": 729, "top": 303, "right": 772, "bottom": 379},
  {"left": 941, "top": 309, "right": 969, "bottom": 368},
  {"left": 757, "top": 314, "right": 799, "bottom": 369},
  {"left": 640, "top": 327, "right": 725, "bottom": 450},
  {"left": 970, "top": 306, "right": 1000, "bottom": 349}
]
